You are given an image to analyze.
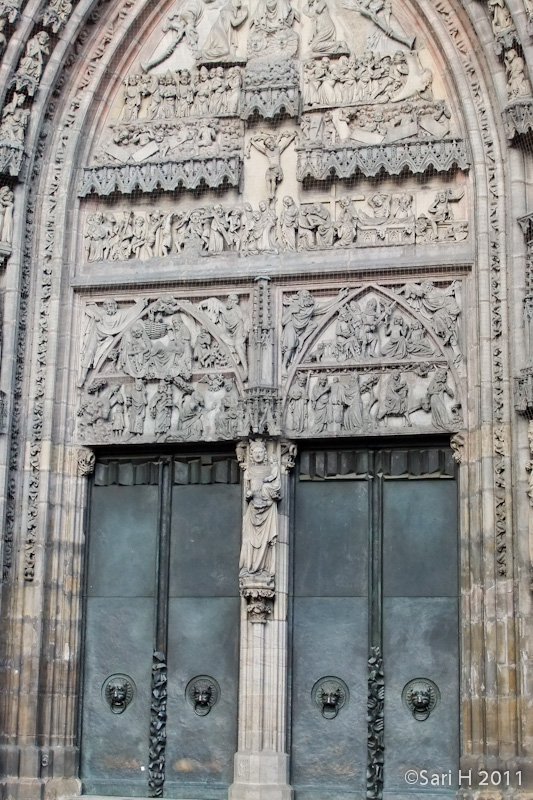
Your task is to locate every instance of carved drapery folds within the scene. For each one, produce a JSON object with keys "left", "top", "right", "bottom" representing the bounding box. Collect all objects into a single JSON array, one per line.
[
  {"left": 238, "top": 438, "right": 281, "bottom": 621},
  {"left": 81, "top": 186, "right": 468, "bottom": 263}
]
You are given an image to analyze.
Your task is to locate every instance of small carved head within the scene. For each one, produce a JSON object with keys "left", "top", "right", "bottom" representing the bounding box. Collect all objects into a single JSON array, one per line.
[{"left": 250, "top": 441, "right": 267, "bottom": 463}]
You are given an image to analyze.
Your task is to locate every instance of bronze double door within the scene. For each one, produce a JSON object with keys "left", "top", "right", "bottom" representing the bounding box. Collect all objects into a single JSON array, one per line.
[
  {"left": 80, "top": 455, "right": 242, "bottom": 799},
  {"left": 290, "top": 446, "right": 460, "bottom": 800},
  {"left": 80, "top": 446, "right": 459, "bottom": 800}
]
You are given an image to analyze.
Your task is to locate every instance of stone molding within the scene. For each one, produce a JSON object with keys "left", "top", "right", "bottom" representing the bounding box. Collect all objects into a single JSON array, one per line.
[
  {"left": 296, "top": 137, "right": 470, "bottom": 181},
  {"left": 78, "top": 155, "right": 242, "bottom": 196}
]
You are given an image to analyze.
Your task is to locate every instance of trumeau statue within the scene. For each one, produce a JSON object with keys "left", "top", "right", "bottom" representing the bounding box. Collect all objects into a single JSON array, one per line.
[{"left": 239, "top": 439, "right": 281, "bottom": 579}]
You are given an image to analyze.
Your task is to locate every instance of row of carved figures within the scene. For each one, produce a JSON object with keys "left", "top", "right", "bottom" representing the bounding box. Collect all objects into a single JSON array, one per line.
[
  {"left": 302, "top": 52, "right": 432, "bottom": 107},
  {"left": 78, "top": 374, "right": 242, "bottom": 442},
  {"left": 286, "top": 367, "right": 462, "bottom": 433},
  {"left": 120, "top": 66, "right": 243, "bottom": 122},
  {"left": 84, "top": 191, "right": 467, "bottom": 262},
  {"left": 301, "top": 101, "right": 451, "bottom": 146},
  {"left": 96, "top": 118, "right": 241, "bottom": 164},
  {"left": 77, "top": 364, "right": 462, "bottom": 444}
]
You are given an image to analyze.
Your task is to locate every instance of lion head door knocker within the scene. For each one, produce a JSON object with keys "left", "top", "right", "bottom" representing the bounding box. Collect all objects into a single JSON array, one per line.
[
  {"left": 102, "top": 674, "right": 135, "bottom": 714},
  {"left": 186, "top": 676, "right": 220, "bottom": 716},
  {"left": 402, "top": 678, "right": 440, "bottom": 721},
  {"left": 312, "top": 677, "right": 349, "bottom": 719}
]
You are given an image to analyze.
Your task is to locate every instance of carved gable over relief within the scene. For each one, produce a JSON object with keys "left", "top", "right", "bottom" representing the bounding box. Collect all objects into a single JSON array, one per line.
[
  {"left": 280, "top": 280, "right": 464, "bottom": 437},
  {"left": 77, "top": 0, "right": 471, "bottom": 261},
  {"left": 76, "top": 292, "right": 251, "bottom": 444}
]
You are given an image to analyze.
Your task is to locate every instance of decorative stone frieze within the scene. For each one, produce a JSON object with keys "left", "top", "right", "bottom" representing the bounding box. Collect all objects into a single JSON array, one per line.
[
  {"left": 78, "top": 155, "right": 242, "bottom": 196},
  {"left": 296, "top": 137, "right": 470, "bottom": 180}
]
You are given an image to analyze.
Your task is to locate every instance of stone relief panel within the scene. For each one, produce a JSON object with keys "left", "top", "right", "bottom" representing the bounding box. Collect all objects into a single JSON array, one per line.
[
  {"left": 279, "top": 280, "right": 464, "bottom": 437},
  {"left": 76, "top": 291, "right": 251, "bottom": 444},
  {"left": 80, "top": 178, "right": 468, "bottom": 264},
  {"left": 78, "top": 0, "right": 469, "bottom": 204}
]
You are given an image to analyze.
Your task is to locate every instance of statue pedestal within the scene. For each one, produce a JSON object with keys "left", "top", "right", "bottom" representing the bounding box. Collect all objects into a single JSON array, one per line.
[{"left": 229, "top": 752, "right": 293, "bottom": 800}]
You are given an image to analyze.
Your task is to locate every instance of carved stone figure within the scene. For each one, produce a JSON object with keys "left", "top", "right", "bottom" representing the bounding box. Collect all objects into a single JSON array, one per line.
[
  {"left": 200, "top": 0, "right": 248, "bottom": 60},
  {"left": 107, "top": 384, "right": 125, "bottom": 437},
  {"left": 399, "top": 280, "right": 460, "bottom": 347},
  {"left": 303, "top": 0, "right": 347, "bottom": 55},
  {"left": 0, "top": 186, "right": 13, "bottom": 244},
  {"left": 250, "top": 0, "right": 296, "bottom": 32},
  {"left": 376, "top": 370, "right": 410, "bottom": 426},
  {"left": 245, "top": 131, "right": 296, "bottom": 201},
  {"left": 77, "top": 380, "right": 115, "bottom": 439},
  {"left": 310, "top": 374, "right": 331, "bottom": 432},
  {"left": 344, "top": 372, "right": 364, "bottom": 430},
  {"left": 125, "top": 378, "right": 148, "bottom": 436},
  {"left": 280, "top": 195, "right": 299, "bottom": 251},
  {"left": 505, "top": 48, "right": 530, "bottom": 100},
  {"left": 150, "top": 380, "right": 173, "bottom": 437},
  {"left": 178, "top": 388, "right": 205, "bottom": 439},
  {"left": 11, "top": 32, "right": 50, "bottom": 96},
  {"left": 198, "top": 294, "right": 249, "bottom": 376},
  {"left": 79, "top": 298, "right": 148, "bottom": 387},
  {"left": 142, "top": 0, "right": 203, "bottom": 71},
  {"left": 0, "top": 93, "right": 29, "bottom": 144},
  {"left": 287, "top": 372, "right": 308, "bottom": 431},
  {"left": 215, "top": 377, "right": 240, "bottom": 437},
  {"left": 427, "top": 189, "right": 464, "bottom": 237},
  {"left": 488, "top": 0, "right": 513, "bottom": 34},
  {"left": 239, "top": 441, "right": 281, "bottom": 578},
  {"left": 42, "top": 0, "right": 72, "bottom": 32},
  {"left": 281, "top": 287, "right": 348, "bottom": 370},
  {"left": 421, "top": 368, "right": 454, "bottom": 430}
]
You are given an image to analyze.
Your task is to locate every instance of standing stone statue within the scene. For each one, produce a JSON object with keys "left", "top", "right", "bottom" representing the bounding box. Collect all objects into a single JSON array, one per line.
[{"left": 239, "top": 440, "right": 281, "bottom": 578}]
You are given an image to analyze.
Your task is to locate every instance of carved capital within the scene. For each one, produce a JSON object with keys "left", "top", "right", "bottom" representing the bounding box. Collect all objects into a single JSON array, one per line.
[
  {"left": 519, "top": 212, "right": 533, "bottom": 244},
  {"left": 239, "top": 573, "right": 275, "bottom": 623},
  {"left": 77, "top": 447, "right": 95, "bottom": 476},
  {"left": 502, "top": 99, "right": 533, "bottom": 140}
]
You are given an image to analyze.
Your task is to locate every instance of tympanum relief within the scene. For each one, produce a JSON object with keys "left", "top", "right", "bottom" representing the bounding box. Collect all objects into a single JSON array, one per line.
[
  {"left": 281, "top": 280, "right": 463, "bottom": 437},
  {"left": 75, "top": 277, "right": 464, "bottom": 445},
  {"left": 79, "top": 0, "right": 470, "bottom": 220},
  {"left": 76, "top": 292, "right": 251, "bottom": 444}
]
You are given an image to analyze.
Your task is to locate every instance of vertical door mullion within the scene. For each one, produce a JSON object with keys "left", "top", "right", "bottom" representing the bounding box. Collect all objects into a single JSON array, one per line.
[
  {"left": 367, "top": 454, "right": 384, "bottom": 800},
  {"left": 149, "top": 458, "right": 172, "bottom": 798}
]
